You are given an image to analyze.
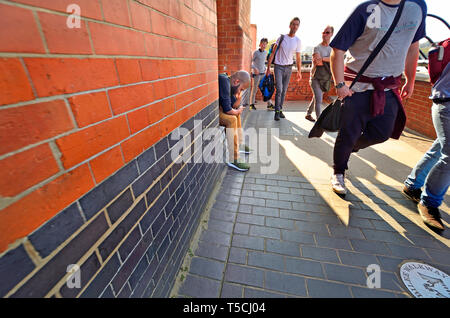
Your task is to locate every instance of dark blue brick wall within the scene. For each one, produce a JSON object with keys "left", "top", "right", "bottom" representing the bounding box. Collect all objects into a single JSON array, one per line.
[{"left": 0, "top": 101, "right": 222, "bottom": 298}]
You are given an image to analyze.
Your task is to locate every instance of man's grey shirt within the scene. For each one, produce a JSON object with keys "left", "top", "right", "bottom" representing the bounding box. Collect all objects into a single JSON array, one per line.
[{"left": 252, "top": 49, "right": 267, "bottom": 74}]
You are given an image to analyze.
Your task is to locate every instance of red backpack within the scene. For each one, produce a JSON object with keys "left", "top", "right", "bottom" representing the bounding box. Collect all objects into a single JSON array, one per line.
[{"left": 428, "top": 38, "right": 450, "bottom": 84}]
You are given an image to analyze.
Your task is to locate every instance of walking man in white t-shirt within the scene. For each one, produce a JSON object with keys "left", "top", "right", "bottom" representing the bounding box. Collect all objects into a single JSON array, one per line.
[{"left": 266, "top": 17, "right": 302, "bottom": 121}]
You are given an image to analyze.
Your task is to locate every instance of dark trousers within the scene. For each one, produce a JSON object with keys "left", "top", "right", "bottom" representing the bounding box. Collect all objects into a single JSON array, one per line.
[{"left": 333, "top": 90, "right": 399, "bottom": 174}]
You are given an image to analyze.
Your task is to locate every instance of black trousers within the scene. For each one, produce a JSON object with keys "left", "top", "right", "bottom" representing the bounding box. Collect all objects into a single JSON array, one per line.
[{"left": 333, "top": 90, "right": 400, "bottom": 174}]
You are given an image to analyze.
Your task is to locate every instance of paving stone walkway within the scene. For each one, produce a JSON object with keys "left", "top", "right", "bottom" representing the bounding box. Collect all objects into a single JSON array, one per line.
[{"left": 173, "top": 102, "right": 450, "bottom": 298}]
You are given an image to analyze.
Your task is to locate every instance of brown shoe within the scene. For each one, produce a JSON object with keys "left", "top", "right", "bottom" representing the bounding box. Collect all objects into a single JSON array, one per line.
[
  {"left": 402, "top": 185, "right": 422, "bottom": 203},
  {"left": 418, "top": 203, "right": 445, "bottom": 231},
  {"left": 305, "top": 115, "right": 316, "bottom": 122}
]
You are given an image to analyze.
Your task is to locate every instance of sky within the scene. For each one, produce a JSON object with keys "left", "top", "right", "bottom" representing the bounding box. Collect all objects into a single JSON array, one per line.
[{"left": 250, "top": 0, "right": 450, "bottom": 52}]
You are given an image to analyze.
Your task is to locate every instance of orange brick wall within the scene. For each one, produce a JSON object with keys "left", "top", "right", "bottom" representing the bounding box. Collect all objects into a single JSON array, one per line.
[
  {"left": 217, "top": 0, "right": 253, "bottom": 75},
  {"left": 402, "top": 79, "right": 436, "bottom": 139},
  {"left": 0, "top": 0, "right": 218, "bottom": 253}
]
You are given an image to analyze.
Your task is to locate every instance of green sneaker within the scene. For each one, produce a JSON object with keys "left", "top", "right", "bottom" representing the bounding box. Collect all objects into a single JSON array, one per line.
[
  {"left": 267, "top": 103, "right": 275, "bottom": 111},
  {"left": 239, "top": 145, "right": 252, "bottom": 154},
  {"left": 227, "top": 160, "right": 250, "bottom": 172}
]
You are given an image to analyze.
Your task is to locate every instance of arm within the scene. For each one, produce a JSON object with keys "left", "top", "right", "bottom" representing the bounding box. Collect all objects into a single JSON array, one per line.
[
  {"left": 226, "top": 92, "right": 244, "bottom": 116},
  {"left": 330, "top": 48, "right": 353, "bottom": 99},
  {"left": 401, "top": 41, "right": 420, "bottom": 99},
  {"left": 251, "top": 51, "right": 259, "bottom": 75},
  {"left": 296, "top": 52, "right": 302, "bottom": 81},
  {"left": 266, "top": 43, "right": 277, "bottom": 75}
]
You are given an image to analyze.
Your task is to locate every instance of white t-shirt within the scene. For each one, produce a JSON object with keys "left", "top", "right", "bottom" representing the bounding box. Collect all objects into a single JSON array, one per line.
[{"left": 274, "top": 34, "right": 302, "bottom": 66}]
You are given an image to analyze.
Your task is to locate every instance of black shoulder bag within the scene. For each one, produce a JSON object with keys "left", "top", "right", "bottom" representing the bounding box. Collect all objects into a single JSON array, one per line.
[{"left": 309, "top": 0, "right": 405, "bottom": 138}]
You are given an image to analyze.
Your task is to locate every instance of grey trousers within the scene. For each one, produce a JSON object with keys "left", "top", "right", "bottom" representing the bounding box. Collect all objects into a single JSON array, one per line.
[
  {"left": 250, "top": 74, "right": 264, "bottom": 105},
  {"left": 307, "top": 78, "right": 323, "bottom": 118},
  {"left": 274, "top": 64, "right": 293, "bottom": 112}
]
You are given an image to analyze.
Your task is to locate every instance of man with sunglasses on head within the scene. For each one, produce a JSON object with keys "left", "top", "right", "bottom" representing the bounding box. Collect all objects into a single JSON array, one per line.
[
  {"left": 305, "top": 26, "right": 334, "bottom": 122},
  {"left": 266, "top": 17, "right": 303, "bottom": 121},
  {"left": 329, "top": 0, "right": 426, "bottom": 196}
]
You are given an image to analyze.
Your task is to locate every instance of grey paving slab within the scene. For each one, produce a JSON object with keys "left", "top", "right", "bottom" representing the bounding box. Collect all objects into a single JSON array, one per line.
[
  {"left": 290, "top": 188, "right": 316, "bottom": 197},
  {"left": 241, "top": 190, "right": 254, "bottom": 197},
  {"left": 338, "top": 250, "right": 379, "bottom": 268},
  {"left": 425, "top": 248, "right": 450, "bottom": 265},
  {"left": 179, "top": 275, "right": 221, "bottom": 298},
  {"left": 248, "top": 251, "right": 285, "bottom": 272},
  {"left": 195, "top": 241, "right": 229, "bottom": 262},
  {"left": 328, "top": 225, "right": 365, "bottom": 239},
  {"left": 232, "top": 235, "right": 265, "bottom": 251},
  {"left": 306, "top": 279, "right": 352, "bottom": 298},
  {"left": 266, "top": 239, "right": 301, "bottom": 257},
  {"left": 266, "top": 217, "right": 295, "bottom": 230},
  {"left": 236, "top": 213, "right": 265, "bottom": 226},
  {"left": 386, "top": 243, "right": 431, "bottom": 260},
  {"left": 323, "top": 263, "right": 367, "bottom": 286},
  {"left": 253, "top": 191, "right": 278, "bottom": 200},
  {"left": 301, "top": 246, "right": 340, "bottom": 263},
  {"left": 220, "top": 283, "right": 243, "bottom": 298},
  {"left": 350, "top": 239, "right": 392, "bottom": 255},
  {"left": 244, "top": 288, "right": 286, "bottom": 298},
  {"left": 272, "top": 186, "right": 291, "bottom": 194},
  {"left": 228, "top": 247, "right": 247, "bottom": 265},
  {"left": 250, "top": 226, "right": 281, "bottom": 240},
  {"left": 295, "top": 220, "right": 330, "bottom": 235},
  {"left": 200, "top": 230, "right": 232, "bottom": 247},
  {"left": 265, "top": 271, "right": 307, "bottom": 297},
  {"left": 241, "top": 197, "right": 266, "bottom": 207},
  {"left": 316, "top": 235, "right": 352, "bottom": 250},
  {"left": 210, "top": 209, "right": 236, "bottom": 223},
  {"left": 351, "top": 286, "right": 398, "bottom": 298},
  {"left": 280, "top": 210, "right": 310, "bottom": 221},
  {"left": 207, "top": 219, "right": 234, "bottom": 234},
  {"left": 379, "top": 271, "right": 405, "bottom": 292},
  {"left": 243, "top": 184, "right": 266, "bottom": 191},
  {"left": 189, "top": 257, "right": 225, "bottom": 281},
  {"left": 224, "top": 264, "right": 264, "bottom": 288},
  {"left": 234, "top": 223, "right": 250, "bottom": 235},
  {"left": 252, "top": 206, "right": 279, "bottom": 217},
  {"left": 285, "top": 257, "right": 325, "bottom": 278},
  {"left": 238, "top": 204, "right": 252, "bottom": 214},
  {"left": 376, "top": 255, "right": 404, "bottom": 272},
  {"left": 266, "top": 200, "right": 292, "bottom": 209},
  {"left": 216, "top": 193, "right": 240, "bottom": 204},
  {"left": 282, "top": 230, "right": 315, "bottom": 245}
]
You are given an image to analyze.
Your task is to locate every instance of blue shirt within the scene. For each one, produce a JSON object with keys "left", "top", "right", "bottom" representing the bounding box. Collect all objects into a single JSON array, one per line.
[{"left": 219, "top": 74, "right": 236, "bottom": 113}]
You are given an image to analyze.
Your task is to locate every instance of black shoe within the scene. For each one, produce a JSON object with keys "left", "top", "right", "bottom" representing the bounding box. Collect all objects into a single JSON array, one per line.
[
  {"left": 274, "top": 111, "right": 280, "bottom": 121},
  {"left": 305, "top": 114, "right": 316, "bottom": 122},
  {"left": 402, "top": 186, "right": 422, "bottom": 203},
  {"left": 279, "top": 111, "right": 285, "bottom": 118},
  {"left": 250, "top": 104, "right": 256, "bottom": 110},
  {"left": 267, "top": 103, "right": 274, "bottom": 111}
]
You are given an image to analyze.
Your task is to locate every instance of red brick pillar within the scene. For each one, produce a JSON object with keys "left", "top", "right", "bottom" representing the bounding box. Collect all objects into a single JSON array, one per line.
[{"left": 217, "top": 0, "right": 252, "bottom": 75}]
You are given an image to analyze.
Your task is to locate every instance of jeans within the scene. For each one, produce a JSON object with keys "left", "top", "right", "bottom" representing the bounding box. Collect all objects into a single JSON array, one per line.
[
  {"left": 333, "top": 90, "right": 399, "bottom": 174},
  {"left": 307, "top": 78, "right": 323, "bottom": 118},
  {"left": 250, "top": 74, "right": 263, "bottom": 105},
  {"left": 274, "top": 64, "right": 293, "bottom": 112},
  {"left": 404, "top": 101, "right": 450, "bottom": 208}
]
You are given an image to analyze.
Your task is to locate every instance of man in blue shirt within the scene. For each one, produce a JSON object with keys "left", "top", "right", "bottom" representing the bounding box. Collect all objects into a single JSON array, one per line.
[
  {"left": 403, "top": 62, "right": 450, "bottom": 231},
  {"left": 219, "top": 71, "right": 251, "bottom": 171}
]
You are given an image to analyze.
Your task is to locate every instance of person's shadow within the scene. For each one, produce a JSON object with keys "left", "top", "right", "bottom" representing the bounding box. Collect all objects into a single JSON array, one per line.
[{"left": 276, "top": 108, "right": 450, "bottom": 245}]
